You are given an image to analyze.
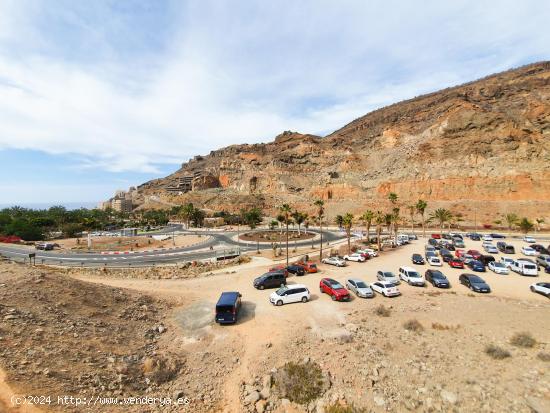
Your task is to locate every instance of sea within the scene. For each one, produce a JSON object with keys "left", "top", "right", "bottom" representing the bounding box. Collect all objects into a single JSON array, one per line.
[{"left": 0, "top": 202, "right": 99, "bottom": 211}]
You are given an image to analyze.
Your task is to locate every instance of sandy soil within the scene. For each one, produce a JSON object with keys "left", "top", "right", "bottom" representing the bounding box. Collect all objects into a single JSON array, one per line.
[{"left": 53, "top": 234, "right": 207, "bottom": 252}]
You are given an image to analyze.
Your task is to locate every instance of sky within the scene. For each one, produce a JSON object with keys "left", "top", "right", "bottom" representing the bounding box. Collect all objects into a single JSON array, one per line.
[{"left": 0, "top": 0, "right": 549, "bottom": 206}]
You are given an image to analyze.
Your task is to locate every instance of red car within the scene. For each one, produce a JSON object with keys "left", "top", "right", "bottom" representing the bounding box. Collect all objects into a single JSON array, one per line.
[
  {"left": 294, "top": 261, "right": 318, "bottom": 273},
  {"left": 319, "top": 278, "right": 350, "bottom": 301},
  {"left": 448, "top": 258, "right": 464, "bottom": 269},
  {"left": 455, "top": 249, "right": 465, "bottom": 258},
  {"left": 269, "top": 265, "right": 289, "bottom": 277},
  {"left": 467, "top": 250, "right": 482, "bottom": 260},
  {"left": 431, "top": 234, "right": 441, "bottom": 239}
]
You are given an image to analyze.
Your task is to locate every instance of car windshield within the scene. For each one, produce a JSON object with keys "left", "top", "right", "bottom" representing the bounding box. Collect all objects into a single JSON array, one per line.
[
  {"left": 383, "top": 272, "right": 395, "bottom": 277},
  {"left": 470, "top": 276, "right": 484, "bottom": 283},
  {"left": 409, "top": 272, "right": 421, "bottom": 278},
  {"left": 493, "top": 263, "right": 505, "bottom": 268},
  {"left": 384, "top": 283, "right": 396, "bottom": 288},
  {"left": 524, "top": 265, "right": 536, "bottom": 270},
  {"left": 276, "top": 286, "right": 288, "bottom": 295},
  {"left": 356, "top": 282, "right": 368, "bottom": 288},
  {"left": 432, "top": 272, "right": 444, "bottom": 279},
  {"left": 329, "top": 282, "right": 344, "bottom": 289}
]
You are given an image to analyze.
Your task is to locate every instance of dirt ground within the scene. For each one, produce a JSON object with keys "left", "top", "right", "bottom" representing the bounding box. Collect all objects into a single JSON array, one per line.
[
  {"left": 53, "top": 234, "right": 207, "bottom": 252},
  {"left": 1, "top": 235, "right": 549, "bottom": 412}
]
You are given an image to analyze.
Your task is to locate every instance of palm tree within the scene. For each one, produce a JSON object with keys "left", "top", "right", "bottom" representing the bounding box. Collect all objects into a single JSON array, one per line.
[
  {"left": 375, "top": 211, "right": 385, "bottom": 252},
  {"left": 276, "top": 214, "right": 285, "bottom": 235},
  {"left": 314, "top": 200, "right": 325, "bottom": 260},
  {"left": 392, "top": 207, "right": 401, "bottom": 244},
  {"left": 335, "top": 214, "right": 344, "bottom": 228},
  {"left": 292, "top": 210, "right": 305, "bottom": 235},
  {"left": 342, "top": 213, "right": 354, "bottom": 254},
  {"left": 518, "top": 217, "right": 534, "bottom": 234},
  {"left": 408, "top": 205, "right": 416, "bottom": 234},
  {"left": 505, "top": 213, "right": 519, "bottom": 232},
  {"left": 279, "top": 204, "right": 292, "bottom": 266},
  {"left": 429, "top": 208, "right": 453, "bottom": 236},
  {"left": 361, "top": 210, "right": 374, "bottom": 243},
  {"left": 180, "top": 203, "right": 195, "bottom": 229},
  {"left": 303, "top": 213, "right": 310, "bottom": 234},
  {"left": 415, "top": 199, "right": 428, "bottom": 238},
  {"left": 388, "top": 192, "right": 398, "bottom": 205}
]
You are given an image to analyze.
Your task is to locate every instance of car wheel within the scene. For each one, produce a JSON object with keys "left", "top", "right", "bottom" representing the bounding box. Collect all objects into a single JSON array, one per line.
[
  {"left": 469, "top": 285, "right": 473, "bottom": 290},
  {"left": 280, "top": 283, "right": 285, "bottom": 287},
  {"left": 259, "top": 285, "right": 265, "bottom": 290},
  {"left": 530, "top": 286, "right": 535, "bottom": 292},
  {"left": 276, "top": 300, "right": 283, "bottom": 306},
  {"left": 319, "top": 287, "right": 323, "bottom": 293},
  {"left": 331, "top": 294, "right": 336, "bottom": 301},
  {"left": 301, "top": 296, "right": 308, "bottom": 303}
]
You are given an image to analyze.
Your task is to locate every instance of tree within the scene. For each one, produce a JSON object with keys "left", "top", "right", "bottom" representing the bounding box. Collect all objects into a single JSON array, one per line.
[
  {"left": 279, "top": 204, "right": 292, "bottom": 266},
  {"left": 429, "top": 208, "right": 453, "bottom": 236},
  {"left": 392, "top": 207, "right": 401, "bottom": 244},
  {"left": 518, "top": 217, "right": 534, "bottom": 234},
  {"left": 190, "top": 208, "right": 205, "bottom": 228},
  {"left": 276, "top": 214, "right": 285, "bottom": 235},
  {"left": 505, "top": 213, "right": 519, "bottom": 231},
  {"left": 335, "top": 214, "right": 344, "bottom": 228},
  {"left": 314, "top": 200, "right": 325, "bottom": 260},
  {"left": 342, "top": 213, "right": 354, "bottom": 254},
  {"left": 374, "top": 211, "right": 385, "bottom": 252},
  {"left": 415, "top": 200, "right": 428, "bottom": 238},
  {"left": 408, "top": 205, "right": 416, "bottom": 233},
  {"left": 292, "top": 210, "right": 305, "bottom": 235},
  {"left": 303, "top": 213, "right": 310, "bottom": 234},
  {"left": 388, "top": 192, "right": 398, "bottom": 205},
  {"left": 243, "top": 208, "right": 263, "bottom": 229},
  {"left": 180, "top": 203, "right": 195, "bottom": 229},
  {"left": 269, "top": 220, "right": 278, "bottom": 231},
  {"left": 360, "top": 210, "right": 374, "bottom": 243}
]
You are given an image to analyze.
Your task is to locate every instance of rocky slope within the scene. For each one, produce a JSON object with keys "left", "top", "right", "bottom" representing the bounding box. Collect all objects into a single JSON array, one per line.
[{"left": 137, "top": 62, "right": 550, "bottom": 223}]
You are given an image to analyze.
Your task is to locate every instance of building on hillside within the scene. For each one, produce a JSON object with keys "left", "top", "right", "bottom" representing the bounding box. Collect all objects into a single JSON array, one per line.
[{"left": 111, "top": 198, "right": 133, "bottom": 213}]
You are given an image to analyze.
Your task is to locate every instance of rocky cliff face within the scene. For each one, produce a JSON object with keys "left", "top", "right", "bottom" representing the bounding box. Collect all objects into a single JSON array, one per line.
[{"left": 137, "top": 62, "right": 550, "bottom": 223}]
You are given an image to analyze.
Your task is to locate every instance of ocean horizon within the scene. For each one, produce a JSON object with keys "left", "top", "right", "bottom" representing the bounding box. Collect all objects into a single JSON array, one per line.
[{"left": 0, "top": 201, "right": 99, "bottom": 211}]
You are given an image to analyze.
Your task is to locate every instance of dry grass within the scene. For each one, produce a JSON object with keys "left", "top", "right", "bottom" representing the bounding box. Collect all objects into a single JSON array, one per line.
[
  {"left": 536, "top": 352, "right": 550, "bottom": 362},
  {"left": 510, "top": 332, "right": 536, "bottom": 348},
  {"left": 432, "top": 322, "right": 460, "bottom": 331},
  {"left": 485, "top": 344, "right": 511, "bottom": 360},
  {"left": 374, "top": 304, "right": 391, "bottom": 317},
  {"left": 274, "top": 361, "right": 326, "bottom": 404},
  {"left": 325, "top": 402, "right": 368, "bottom": 413},
  {"left": 403, "top": 319, "right": 424, "bottom": 332}
]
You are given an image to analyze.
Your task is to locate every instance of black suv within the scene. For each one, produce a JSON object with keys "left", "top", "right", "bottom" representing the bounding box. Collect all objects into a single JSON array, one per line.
[
  {"left": 497, "top": 242, "right": 515, "bottom": 254},
  {"left": 412, "top": 254, "right": 425, "bottom": 265},
  {"left": 286, "top": 265, "right": 306, "bottom": 276},
  {"left": 469, "top": 233, "right": 481, "bottom": 241},
  {"left": 425, "top": 270, "right": 450, "bottom": 288},
  {"left": 253, "top": 272, "right": 287, "bottom": 290}
]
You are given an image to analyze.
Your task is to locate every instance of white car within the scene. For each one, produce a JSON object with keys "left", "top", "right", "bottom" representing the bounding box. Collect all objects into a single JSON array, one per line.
[
  {"left": 488, "top": 261, "right": 509, "bottom": 275},
  {"left": 269, "top": 284, "right": 310, "bottom": 306},
  {"left": 398, "top": 266, "right": 426, "bottom": 286},
  {"left": 523, "top": 236, "right": 536, "bottom": 243},
  {"left": 376, "top": 270, "right": 400, "bottom": 284},
  {"left": 321, "top": 256, "right": 346, "bottom": 267},
  {"left": 358, "top": 248, "right": 378, "bottom": 257},
  {"left": 500, "top": 257, "right": 515, "bottom": 268},
  {"left": 482, "top": 241, "right": 493, "bottom": 248},
  {"left": 530, "top": 282, "right": 550, "bottom": 298},
  {"left": 482, "top": 234, "right": 493, "bottom": 241},
  {"left": 521, "top": 246, "right": 538, "bottom": 256},
  {"left": 483, "top": 245, "right": 498, "bottom": 254},
  {"left": 427, "top": 257, "right": 442, "bottom": 267},
  {"left": 346, "top": 278, "right": 374, "bottom": 298},
  {"left": 370, "top": 281, "right": 401, "bottom": 297},
  {"left": 343, "top": 253, "right": 366, "bottom": 262}
]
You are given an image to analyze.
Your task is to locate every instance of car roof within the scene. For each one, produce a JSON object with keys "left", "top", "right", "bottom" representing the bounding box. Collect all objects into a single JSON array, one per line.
[
  {"left": 348, "top": 278, "right": 365, "bottom": 283},
  {"left": 216, "top": 292, "right": 241, "bottom": 306},
  {"left": 400, "top": 266, "right": 417, "bottom": 271},
  {"left": 287, "top": 284, "right": 307, "bottom": 289}
]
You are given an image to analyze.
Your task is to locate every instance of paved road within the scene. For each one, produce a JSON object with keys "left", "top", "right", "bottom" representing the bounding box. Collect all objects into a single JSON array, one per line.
[{"left": 0, "top": 228, "right": 346, "bottom": 268}]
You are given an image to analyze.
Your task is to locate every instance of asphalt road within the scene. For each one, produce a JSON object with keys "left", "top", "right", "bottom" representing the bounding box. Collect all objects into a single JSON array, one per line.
[{"left": 0, "top": 228, "right": 346, "bottom": 268}]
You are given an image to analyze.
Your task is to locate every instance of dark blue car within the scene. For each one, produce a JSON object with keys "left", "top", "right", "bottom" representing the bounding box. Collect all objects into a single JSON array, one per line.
[
  {"left": 215, "top": 292, "right": 242, "bottom": 324},
  {"left": 467, "top": 260, "right": 486, "bottom": 272}
]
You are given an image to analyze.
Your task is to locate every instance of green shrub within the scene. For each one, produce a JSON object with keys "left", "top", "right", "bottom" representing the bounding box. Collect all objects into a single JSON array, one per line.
[
  {"left": 510, "top": 332, "right": 536, "bottom": 348},
  {"left": 274, "top": 361, "right": 326, "bottom": 404},
  {"left": 485, "top": 344, "right": 511, "bottom": 360}
]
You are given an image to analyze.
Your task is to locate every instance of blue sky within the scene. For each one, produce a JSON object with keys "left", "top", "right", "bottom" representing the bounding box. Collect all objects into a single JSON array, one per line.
[{"left": 0, "top": 0, "right": 549, "bottom": 205}]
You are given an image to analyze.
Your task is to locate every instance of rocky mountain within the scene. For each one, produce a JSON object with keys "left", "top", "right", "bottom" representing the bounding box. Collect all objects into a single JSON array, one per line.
[{"left": 136, "top": 62, "right": 550, "bottom": 224}]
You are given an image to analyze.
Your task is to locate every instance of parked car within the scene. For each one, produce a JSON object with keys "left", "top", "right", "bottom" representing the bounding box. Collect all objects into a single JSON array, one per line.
[
  {"left": 343, "top": 253, "right": 366, "bottom": 262},
  {"left": 510, "top": 260, "right": 538, "bottom": 276},
  {"left": 215, "top": 292, "right": 242, "bottom": 324},
  {"left": 530, "top": 282, "right": 550, "bottom": 298},
  {"left": 398, "top": 266, "right": 426, "bottom": 286},
  {"left": 459, "top": 274, "right": 491, "bottom": 293},
  {"left": 357, "top": 248, "right": 377, "bottom": 257},
  {"left": 455, "top": 249, "right": 465, "bottom": 258},
  {"left": 488, "top": 261, "right": 509, "bottom": 275},
  {"left": 483, "top": 244, "right": 498, "bottom": 254},
  {"left": 497, "top": 241, "right": 515, "bottom": 254},
  {"left": 442, "top": 243, "right": 455, "bottom": 251},
  {"left": 478, "top": 255, "right": 496, "bottom": 266},
  {"left": 500, "top": 256, "right": 515, "bottom": 268},
  {"left": 377, "top": 270, "right": 400, "bottom": 284},
  {"left": 286, "top": 265, "right": 305, "bottom": 276},
  {"left": 441, "top": 252, "right": 454, "bottom": 263},
  {"left": 448, "top": 258, "right": 465, "bottom": 269},
  {"left": 467, "top": 249, "right": 482, "bottom": 260},
  {"left": 370, "top": 281, "right": 401, "bottom": 297},
  {"left": 490, "top": 233, "right": 506, "bottom": 239},
  {"left": 319, "top": 278, "right": 350, "bottom": 301},
  {"left": 461, "top": 254, "right": 475, "bottom": 265},
  {"left": 253, "top": 272, "right": 287, "bottom": 290},
  {"left": 523, "top": 235, "right": 536, "bottom": 243},
  {"left": 321, "top": 256, "right": 346, "bottom": 267},
  {"left": 453, "top": 239, "right": 465, "bottom": 248},
  {"left": 427, "top": 256, "right": 442, "bottom": 267},
  {"left": 425, "top": 251, "right": 437, "bottom": 261},
  {"left": 530, "top": 244, "right": 550, "bottom": 255},
  {"left": 428, "top": 238, "right": 439, "bottom": 247},
  {"left": 411, "top": 254, "right": 425, "bottom": 265},
  {"left": 269, "top": 265, "right": 289, "bottom": 277},
  {"left": 536, "top": 255, "right": 550, "bottom": 269},
  {"left": 407, "top": 234, "right": 418, "bottom": 240},
  {"left": 466, "top": 259, "right": 486, "bottom": 272},
  {"left": 482, "top": 234, "right": 493, "bottom": 242},
  {"left": 346, "top": 278, "right": 374, "bottom": 298},
  {"left": 35, "top": 242, "right": 55, "bottom": 251},
  {"left": 270, "top": 284, "right": 310, "bottom": 306},
  {"left": 294, "top": 261, "right": 318, "bottom": 273},
  {"left": 521, "top": 246, "right": 538, "bottom": 256},
  {"left": 469, "top": 233, "right": 481, "bottom": 241},
  {"left": 431, "top": 234, "right": 441, "bottom": 239},
  {"left": 425, "top": 270, "right": 450, "bottom": 288}
]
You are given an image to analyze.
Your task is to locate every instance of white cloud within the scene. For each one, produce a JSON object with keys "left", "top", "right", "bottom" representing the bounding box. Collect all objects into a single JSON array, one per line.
[{"left": 0, "top": 0, "right": 549, "bottom": 173}]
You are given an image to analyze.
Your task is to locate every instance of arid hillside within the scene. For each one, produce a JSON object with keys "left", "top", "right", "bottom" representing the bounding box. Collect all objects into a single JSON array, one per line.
[{"left": 137, "top": 62, "right": 550, "bottom": 222}]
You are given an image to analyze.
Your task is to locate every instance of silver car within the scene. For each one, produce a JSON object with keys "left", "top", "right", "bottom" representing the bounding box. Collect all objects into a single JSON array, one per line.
[
  {"left": 376, "top": 270, "right": 400, "bottom": 285},
  {"left": 346, "top": 278, "right": 374, "bottom": 298}
]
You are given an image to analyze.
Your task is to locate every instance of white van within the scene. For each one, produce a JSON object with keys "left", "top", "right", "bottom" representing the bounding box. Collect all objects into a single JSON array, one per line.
[
  {"left": 398, "top": 266, "right": 425, "bottom": 286},
  {"left": 397, "top": 234, "right": 410, "bottom": 244},
  {"left": 510, "top": 260, "right": 538, "bottom": 277}
]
